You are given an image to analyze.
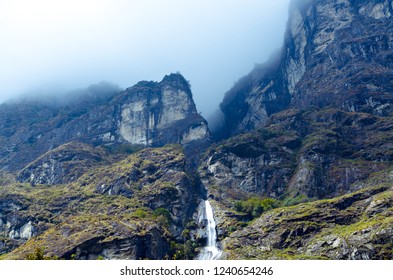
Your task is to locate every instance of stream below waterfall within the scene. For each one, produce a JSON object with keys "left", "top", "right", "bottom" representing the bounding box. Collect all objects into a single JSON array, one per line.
[{"left": 197, "top": 200, "right": 222, "bottom": 260}]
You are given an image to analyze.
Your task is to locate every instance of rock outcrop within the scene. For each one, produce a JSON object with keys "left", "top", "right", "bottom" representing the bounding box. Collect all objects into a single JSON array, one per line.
[
  {"left": 117, "top": 75, "right": 208, "bottom": 147},
  {"left": 6, "top": 216, "right": 171, "bottom": 260},
  {"left": 91, "top": 145, "right": 199, "bottom": 235},
  {"left": 0, "top": 74, "right": 209, "bottom": 172}
]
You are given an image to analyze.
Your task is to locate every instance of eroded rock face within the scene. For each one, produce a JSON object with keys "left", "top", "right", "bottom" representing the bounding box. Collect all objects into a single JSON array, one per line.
[
  {"left": 0, "top": 74, "right": 209, "bottom": 172},
  {"left": 200, "top": 129, "right": 297, "bottom": 203},
  {"left": 5, "top": 216, "right": 171, "bottom": 260},
  {"left": 117, "top": 75, "right": 209, "bottom": 147},
  {"left": 0, "top": 195, "right": 37, "bottom": 254},
  {"left": 219, "top": 0, "right": 393, "bottom": 137}
]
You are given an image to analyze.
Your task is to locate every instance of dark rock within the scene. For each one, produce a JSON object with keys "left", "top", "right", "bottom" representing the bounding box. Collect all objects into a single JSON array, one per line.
[{"left": 5, "top": 216, "right": 171, "bottom": 260}]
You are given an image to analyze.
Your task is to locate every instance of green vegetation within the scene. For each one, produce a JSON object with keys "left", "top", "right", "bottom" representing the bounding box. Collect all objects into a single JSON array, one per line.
[
  {"left": 223, "top": 173, "right": 393, "bottom": 260},
  {"left": 132, "top": 209, "right": 150, "bottom": 219},
  {"left": 0, "top": 171, "right": 15, "bottom": 186},
  {"left": 169, "top": 240, "right": 197, "bottom": 260},
  {"left": 226, "top": 245, "right": 329, "bottom": 260},
  {"left": 234, "top": 197, "right": 280, "bottom": 218},
  {"left": 25, "top": 247, "right": 59, "bottom": 260},
  {"left": 282, "top": 194, "right": 314, "bottom": 207},
  {"left": 104, "top": 143, "right": 145, "bottom": 155},
  {"left": 153, "top": 208, "right": 172, "bottom": 227}
]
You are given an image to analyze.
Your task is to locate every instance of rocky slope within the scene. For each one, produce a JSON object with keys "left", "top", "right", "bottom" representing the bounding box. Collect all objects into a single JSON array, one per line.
[
  {"left": 218, "top": 0, "right": 393, "bottom": 137},
  {"left": 1, "top": 145, "right": 199, "bottom": 259},
  {"left": 223, "top": 168, "right": 393, "bottom": 260},
  {"left": 0, "top": 73, "right": 209, "bottom": 172}
]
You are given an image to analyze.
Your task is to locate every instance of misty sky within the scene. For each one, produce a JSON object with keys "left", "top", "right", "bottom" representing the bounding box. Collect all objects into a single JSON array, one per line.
[{"left": 0, "top": 0, "right": 291, "bottom": 118}]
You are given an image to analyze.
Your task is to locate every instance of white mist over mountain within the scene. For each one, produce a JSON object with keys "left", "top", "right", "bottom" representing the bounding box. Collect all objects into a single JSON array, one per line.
[{"left": 0, "top": 0, "right": 290, "bottom": 117}]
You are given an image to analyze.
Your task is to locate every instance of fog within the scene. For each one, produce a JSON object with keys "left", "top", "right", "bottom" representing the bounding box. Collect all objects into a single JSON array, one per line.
[{"left": 0, "top": 0, "right": 290, "bottom": 118}]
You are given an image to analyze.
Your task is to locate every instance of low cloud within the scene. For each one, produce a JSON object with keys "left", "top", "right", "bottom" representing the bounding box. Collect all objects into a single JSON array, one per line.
[{"left": 0, "top": 0, "right": 291, "bottom": 117}]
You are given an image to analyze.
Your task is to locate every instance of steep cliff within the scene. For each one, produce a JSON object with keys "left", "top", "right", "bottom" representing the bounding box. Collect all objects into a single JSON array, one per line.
[
  {"left": 219, "top": 0, "right": 393, "bottom": 137},
  {"left": 0, "top": 73, "right": 209, "bottom": 172},
  {"left": 116, "top": 74, "right": 208, "bottom": 147}
]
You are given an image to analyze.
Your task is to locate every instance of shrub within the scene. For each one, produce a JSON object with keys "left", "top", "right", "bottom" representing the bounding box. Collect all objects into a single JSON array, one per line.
[
  {"left": 153, "top": 208, "right": 171, "bottom": 221},
  {"left": 25, "top": 247, "right": 59, "bottom": 260},
  {"left": 234, "top": 197, "right": 280, "bottom": 218},
  {"left": 132, "top": 209, "right": 148, "bottom": 218},
  {"left": 282, "top": 195, "right": 312, "bottom": 207},
  {"left": 169, "top": 240, "right": 197, "bottom": 260},
  {"left": 153, "top": 208, "right": 172, "bottom": 227}
]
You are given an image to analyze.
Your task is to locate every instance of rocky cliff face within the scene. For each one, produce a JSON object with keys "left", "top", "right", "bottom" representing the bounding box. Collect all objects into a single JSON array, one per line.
[
  {"left": 116, "top": 74, "right": 208, "bottom": 147},
  {"left": 0, "top": 73, "right": 209, "bottom": 172},
  {"left": 201, "top": 108, "right": 392, "bottom": 203},
  {"left": 201, "top": 0, "right": 393, "bottom": 260},
  {"left": 219, "top": 0, "right": 393, "bottom": 137},
  {"left": 204, "top": 0, "right": 393, "bottom": 207}
]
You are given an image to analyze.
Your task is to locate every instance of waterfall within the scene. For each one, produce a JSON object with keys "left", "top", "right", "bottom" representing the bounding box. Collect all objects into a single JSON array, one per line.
[{"left": 198, "top": 200, "right": 222, "bottom": 260}]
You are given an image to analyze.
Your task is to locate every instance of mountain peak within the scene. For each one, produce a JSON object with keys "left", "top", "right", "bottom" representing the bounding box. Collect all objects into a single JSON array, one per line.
[{"left": 161, "top": 73, "right": 192, "bottom": 92}]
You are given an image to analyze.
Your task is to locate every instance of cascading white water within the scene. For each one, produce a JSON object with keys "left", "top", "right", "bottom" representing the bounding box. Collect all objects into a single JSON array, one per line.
[{"left": 198, "top": 200, "right": 222, "bottom": 260}]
